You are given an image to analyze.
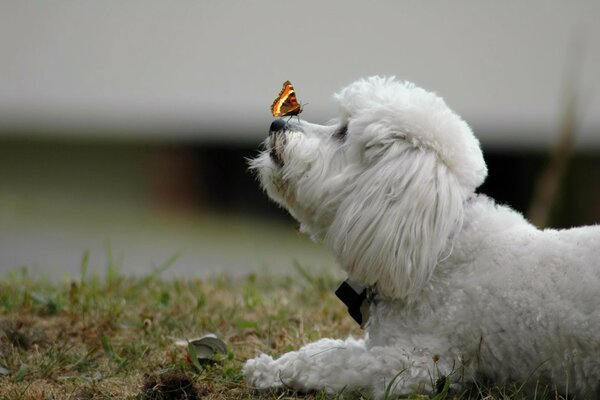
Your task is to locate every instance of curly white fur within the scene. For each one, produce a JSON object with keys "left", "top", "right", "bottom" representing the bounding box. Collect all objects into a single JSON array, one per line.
[{"left": 246, "top": 76, "right": 600, "bottom": 397}]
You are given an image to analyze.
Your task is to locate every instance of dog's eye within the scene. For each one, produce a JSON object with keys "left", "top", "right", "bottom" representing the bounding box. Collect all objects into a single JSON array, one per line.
[{"left": 333, "top": 125, "right": 348, "bottom": 140}]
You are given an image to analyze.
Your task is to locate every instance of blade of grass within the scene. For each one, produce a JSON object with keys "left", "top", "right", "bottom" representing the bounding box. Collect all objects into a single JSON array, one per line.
[
  {"left": 80, "top": 249, "right": 90, "bottom": 285},
  {"left": 187, "top": 342, "right": 203, "bottom": 373}
]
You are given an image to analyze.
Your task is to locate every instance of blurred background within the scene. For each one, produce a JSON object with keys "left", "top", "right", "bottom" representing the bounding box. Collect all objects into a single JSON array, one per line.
[{"left": 1, "top": 1, "right": 599, "bottom": 279}]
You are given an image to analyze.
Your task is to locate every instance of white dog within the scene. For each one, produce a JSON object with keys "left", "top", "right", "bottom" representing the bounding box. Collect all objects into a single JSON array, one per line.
[{"left": 245, "top": 76, "right": 600, "bottom": 397}]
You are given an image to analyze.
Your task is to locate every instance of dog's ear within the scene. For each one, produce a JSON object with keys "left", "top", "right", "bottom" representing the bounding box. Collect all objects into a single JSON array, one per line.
[{"left": 326, "top": 142, "right": 466, "bottom": 303}]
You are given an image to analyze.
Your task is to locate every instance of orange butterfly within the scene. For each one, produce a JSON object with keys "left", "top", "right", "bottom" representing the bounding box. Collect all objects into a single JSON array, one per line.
[{"left": 271, "top": 80, "right": 303, "bottom": 117}]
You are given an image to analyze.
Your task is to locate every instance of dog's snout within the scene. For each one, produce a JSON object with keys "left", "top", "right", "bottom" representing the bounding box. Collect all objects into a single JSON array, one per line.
[{"left": 269, "top": 119, "right": 287, "bottom": 136}]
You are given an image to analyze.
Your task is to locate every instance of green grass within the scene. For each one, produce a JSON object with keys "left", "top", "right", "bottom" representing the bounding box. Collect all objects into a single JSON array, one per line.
[
  {"left": 0, "top": 262, "right": 568, "bottom": 399},
  {"left": 0, "top": 260, "right": 357, "bottom": 400}
]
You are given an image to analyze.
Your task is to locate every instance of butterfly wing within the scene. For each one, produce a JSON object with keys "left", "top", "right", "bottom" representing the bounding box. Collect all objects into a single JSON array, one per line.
[{"left": 271, "top": 81, "right": 302, "bottom": 117}]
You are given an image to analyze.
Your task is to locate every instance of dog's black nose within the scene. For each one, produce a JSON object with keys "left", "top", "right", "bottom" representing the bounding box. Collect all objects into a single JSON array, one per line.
[{"left": 269, "top": 119, "right": 287, "bottom": 135}]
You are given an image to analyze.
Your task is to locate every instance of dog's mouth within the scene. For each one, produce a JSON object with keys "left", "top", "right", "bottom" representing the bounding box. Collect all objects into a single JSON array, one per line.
[{"left": 268, "top": 132, "right": 286, "bottom": 167}]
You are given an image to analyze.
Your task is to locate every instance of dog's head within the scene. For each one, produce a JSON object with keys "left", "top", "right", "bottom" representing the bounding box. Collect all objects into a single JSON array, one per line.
[{"left": 251, "top": 76, "right": 487, "bottom": 302}]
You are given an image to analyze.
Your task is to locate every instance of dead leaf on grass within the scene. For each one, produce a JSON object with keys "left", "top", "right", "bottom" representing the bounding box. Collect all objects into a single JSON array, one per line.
[{"left": 174, "top": 334, "right": 227, "bottom": 361}]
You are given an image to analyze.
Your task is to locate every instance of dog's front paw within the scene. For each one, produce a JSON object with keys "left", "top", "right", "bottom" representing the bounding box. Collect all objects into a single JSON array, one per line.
[{"left": 243, "top": 354, "right": 285, "bottom": 390}]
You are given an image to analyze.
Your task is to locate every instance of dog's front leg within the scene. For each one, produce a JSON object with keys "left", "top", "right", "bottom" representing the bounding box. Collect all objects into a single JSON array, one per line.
[
  {"left": 244, "top": 336, "right": 451, "bottom": 396},
  {"left": 244, "top": 337, "right": 364, "bottom": 393}
]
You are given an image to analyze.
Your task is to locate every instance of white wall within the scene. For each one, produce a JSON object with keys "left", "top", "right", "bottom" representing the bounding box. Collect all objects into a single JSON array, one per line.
[{"left": 0, "top": 1, "right": 599, "bottom": 148}]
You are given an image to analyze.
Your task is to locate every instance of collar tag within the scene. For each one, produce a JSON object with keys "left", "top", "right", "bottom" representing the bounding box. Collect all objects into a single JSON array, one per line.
[{"left": 335, "top": 279, "right": 373, "bottom": 328}]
